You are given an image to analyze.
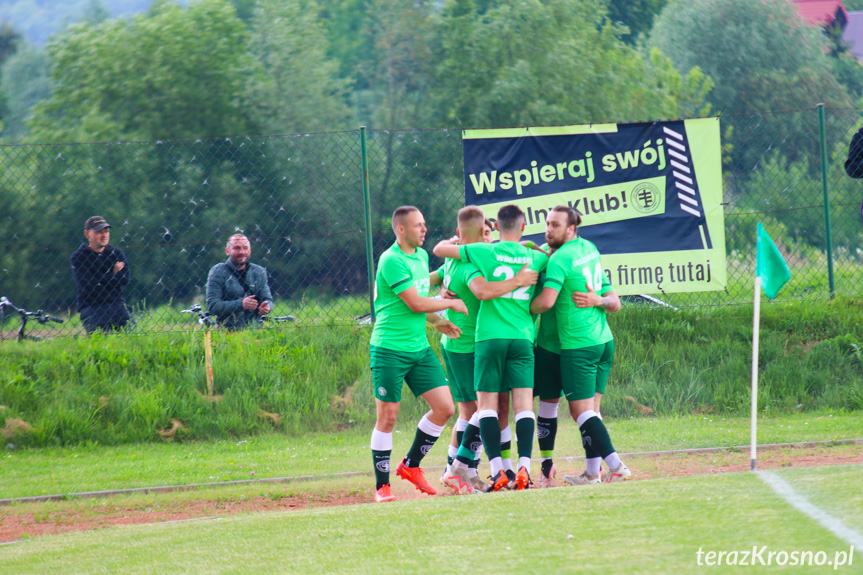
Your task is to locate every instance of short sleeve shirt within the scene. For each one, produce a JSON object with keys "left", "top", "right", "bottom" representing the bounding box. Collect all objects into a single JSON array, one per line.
[
  {"left": 534, "top": 243, "right": 561, "bottom": 354},
  {"left": 370, "top": 243, "right": 432, "bottom": 352},
  {"left": 459, "top": 241, "right": 548, "bottom": 343},
  {"left": 439, "top": 257, "right": 482, "bottom": 353},
  {"left": 544, "top": 237, "right": 614, "bottom": 350}
]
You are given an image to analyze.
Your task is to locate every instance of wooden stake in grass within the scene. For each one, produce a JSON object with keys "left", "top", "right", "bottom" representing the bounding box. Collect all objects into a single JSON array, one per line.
[{"left": 204, "top": 330, "right": 215, "bottom": 397}]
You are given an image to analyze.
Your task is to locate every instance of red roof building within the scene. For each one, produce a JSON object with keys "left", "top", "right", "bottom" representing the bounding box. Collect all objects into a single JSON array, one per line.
[{"left": 790, "top": 0, "right": 849, "bottom": 28}]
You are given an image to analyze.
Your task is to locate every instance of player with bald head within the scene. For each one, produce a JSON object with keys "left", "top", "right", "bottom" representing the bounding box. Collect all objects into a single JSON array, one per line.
[
  {"left": 369, "top": 206, "right": 469, "bottom": 503},
  {"left": 206, "top": 233, "right": 276, "bottom": 329}
]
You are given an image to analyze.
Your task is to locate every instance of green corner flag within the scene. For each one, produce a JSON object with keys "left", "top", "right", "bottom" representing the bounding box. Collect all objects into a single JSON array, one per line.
[{"left": 756, "top": 223, "right": 790, "bottom": 299}]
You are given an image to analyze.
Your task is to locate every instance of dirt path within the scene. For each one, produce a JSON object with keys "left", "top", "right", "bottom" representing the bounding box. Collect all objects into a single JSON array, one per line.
[{"left": 2, "top": 443, "right": 861, "bottom": 544}]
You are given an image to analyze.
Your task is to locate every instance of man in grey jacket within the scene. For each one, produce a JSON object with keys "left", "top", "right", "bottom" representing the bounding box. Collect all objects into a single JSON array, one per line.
[{"left": 206, "top": 234, "right": 274, "bottom": 329}]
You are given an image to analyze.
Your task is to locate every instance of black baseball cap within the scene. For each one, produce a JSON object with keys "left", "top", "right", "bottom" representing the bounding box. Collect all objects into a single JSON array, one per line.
[{"left": 84, "top": 216, "right": 111, "bottom": 232}]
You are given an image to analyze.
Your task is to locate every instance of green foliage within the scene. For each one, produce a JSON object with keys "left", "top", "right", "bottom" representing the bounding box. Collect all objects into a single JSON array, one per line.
[
  {"left": 650, "top": 0, "right": 850, "bottom": 114},
  {"left": 0, "top": 44, "right": 50, "bottom": 142},
  {"left": 28, "top": 0, "right": 250, "bottom": 143},
  {"left": 432, "top": 0, "right": 711, "bottom": 128},
  {"left": 2, "top": 300, "right": 863, "bottom": 447},
  {"left": 605, "top": 0, "right": 668, "bottom": 43},
  {"left": 246, "top": 0, "right": 353, "bottom": 133}
]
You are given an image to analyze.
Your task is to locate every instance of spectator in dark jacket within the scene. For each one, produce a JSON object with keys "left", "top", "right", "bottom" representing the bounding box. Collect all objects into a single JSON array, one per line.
[
  {"left": 845, "top": 127, "right": 863, "bottom": 222},
  {"left": 206, "top": 234, "right": 274, "bottom": 329},
  {"left": 70, "top": 216, "right": 131, "bottom": 333}
]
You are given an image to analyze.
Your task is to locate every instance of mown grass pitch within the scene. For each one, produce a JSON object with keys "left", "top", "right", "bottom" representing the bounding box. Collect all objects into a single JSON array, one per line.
[{"left": 1, "top": 464, "right": 860, "bottom": 574}]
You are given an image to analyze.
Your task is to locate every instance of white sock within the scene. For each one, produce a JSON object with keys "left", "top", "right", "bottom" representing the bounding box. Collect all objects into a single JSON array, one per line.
[
  {"left": 586, "top": 457, "right": 602, "bottom": 476},
  {"left": 604, "top": 452, "right": 622, "bottom": 471},
  {"left": 452, "top": 459, "right": 468, "bottom": 470},
  {"left": 456, "top": 418, "right": 469, "bottom": 432},
  {"left": 447, "top": 445, "right": 458, "bottom": 459},
  {"left": 370, "top": 428, "right": 393, "bottom": 450},
  {"left": 518, "top": 456, "right": 531, "bottom": 474},
  {"left": 490, "top": 456, "right": 503, "bottom": 476},
  {"left": 538, "top": 401, "right": 559, "bottom": 418},
  {"left": 576, "top": 409, "right": 597, "bottom": 427},
  {"left": 418, "top": 414, "right": 445, "bottom": 437},
  {"left": 500, "top": 425, "right": 512, "bottom": 443}
]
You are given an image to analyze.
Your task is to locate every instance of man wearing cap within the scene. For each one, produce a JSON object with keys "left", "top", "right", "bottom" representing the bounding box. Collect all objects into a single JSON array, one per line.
[
  {"left": 206, "top": 233, "right": 276, "bottom": 329},
  {"left": 70, "top": 216, "right": 132, "bottom": 333}
]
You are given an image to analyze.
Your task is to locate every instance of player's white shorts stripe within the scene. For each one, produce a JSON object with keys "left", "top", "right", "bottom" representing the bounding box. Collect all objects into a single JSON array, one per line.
[
  {"left": 671, "top": 160, "right": 691, "bottom": 173},
  {"left": 680, "top": 204, "right": 701, "bottom": 217},
  {"left": 666, "top": 138, "right": 686, "bottom": 152},
  {"left": 673, "top": 171, "right": 693, "bottom": 185},
  {"left": 678, "top": 193, "right": 698, "bottom": 206},
  {"left": 668, "top": 149, "right": 688, "bottom": 163},
  {"left": 662, "top": 126, "right": 684, "bottom": 141},
  {"left": 675, "top": 181, "right": 696, "bottom": 195},
  {"left": 758, "top": 471, "right": 863, "bottom": 553}
]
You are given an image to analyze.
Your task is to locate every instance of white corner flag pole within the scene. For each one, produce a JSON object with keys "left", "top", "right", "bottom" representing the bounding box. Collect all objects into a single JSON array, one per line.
[{"left": 750, "top": 276, "right": 762, "bottom": 472}]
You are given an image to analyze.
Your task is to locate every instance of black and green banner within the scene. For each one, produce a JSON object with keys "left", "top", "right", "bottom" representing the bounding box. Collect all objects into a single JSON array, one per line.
[{"left": 462, "top": 119, "right": 726, "bottom": 295}]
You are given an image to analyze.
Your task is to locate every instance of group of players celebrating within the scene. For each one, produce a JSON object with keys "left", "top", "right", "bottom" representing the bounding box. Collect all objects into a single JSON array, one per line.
[{"left": 368, "top": 203, "right": 631, "bottom": 502}]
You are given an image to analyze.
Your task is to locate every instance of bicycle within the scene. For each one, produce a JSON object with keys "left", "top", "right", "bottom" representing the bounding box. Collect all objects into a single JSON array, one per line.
[
  {"left": 180, "top": 303, "right": 217, "bottom": 328},
  {"left": 0, "top": 296, "right": 65, "bottom": 342}
]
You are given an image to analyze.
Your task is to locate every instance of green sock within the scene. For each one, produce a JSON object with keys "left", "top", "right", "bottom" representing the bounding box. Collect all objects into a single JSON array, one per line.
[
  {"left": 479, "top": 415, "right": 502, "bottom": 460},
  {"left": 579, "top": 416, "right": 615, "bottom": 458},
  {"left": 372, "top": 449, "right": 391, "bottom": 489},
  {"left": 515, "top": 416, "right": 534, "bottom": 459},
  {"left": 404, "top": 429, "right": 437, "bottom": 468},
  {"left": 456, "top": 423, "right": 481, "bottom": 465},
  {"left": 537, "top": 416, "right": 557, "bottom": 455}
]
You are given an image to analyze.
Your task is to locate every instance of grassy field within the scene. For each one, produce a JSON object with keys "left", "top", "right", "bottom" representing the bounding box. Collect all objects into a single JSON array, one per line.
[
  {"left": 2, "top": 298, "right": 863, "bottom": 448},
  {"left": 1, "top": 464, "right": 860, "bottom": 574},
  {"left": 0, "top": 410, "right": 860, "bottom": 500}
]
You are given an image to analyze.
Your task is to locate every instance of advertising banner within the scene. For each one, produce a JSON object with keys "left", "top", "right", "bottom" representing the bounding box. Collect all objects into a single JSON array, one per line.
[{"left": 462, "top": 119, "right": 726, "bottom": 295}]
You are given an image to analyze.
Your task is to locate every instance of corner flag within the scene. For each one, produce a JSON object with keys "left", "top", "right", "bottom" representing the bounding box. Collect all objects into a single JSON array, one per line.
[{"left": 756, "top": 223, "right": 790, "bottom": 299}]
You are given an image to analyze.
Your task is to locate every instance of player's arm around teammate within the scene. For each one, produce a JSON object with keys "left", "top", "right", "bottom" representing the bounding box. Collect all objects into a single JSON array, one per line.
[
  {"left": 529, "top": 206, "right": 630, "bottom": 485},
  {"left": 369, "top": 206, "right": 468, "bottom": 503}
]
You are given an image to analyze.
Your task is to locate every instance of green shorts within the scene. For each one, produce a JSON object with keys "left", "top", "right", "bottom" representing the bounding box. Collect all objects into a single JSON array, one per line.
[
  {"left": 560, "top": 340, "right": 614, "bottom": 401},
  {"left": 474, "top": 338, "right": 535, "bottom": 393},
  {"left": 534, "top": 345, "right": 563, "bottom": 400},
  {"left": 370, "top": 345, "right": 448, "bottom": 403},
  {"left": 442, "top": 348, "right": 477, "bottom": 403}
]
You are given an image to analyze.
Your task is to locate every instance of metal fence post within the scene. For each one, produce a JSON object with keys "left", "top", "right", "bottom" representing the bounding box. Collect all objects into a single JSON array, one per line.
[
  {"left": 360, "top": 126, "right": 376, "bottom": 320},
  {"left": 817, "top": 103, "right": 835, "bottom": 299}
]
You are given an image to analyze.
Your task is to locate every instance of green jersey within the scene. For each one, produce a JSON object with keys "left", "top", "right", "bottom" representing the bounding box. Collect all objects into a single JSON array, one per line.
[
  {"left": 535, "top": 243, "right": 561, "bottom": 354},
  {"left": 439, "top": 257, "right": 482, "bottom": 353},
  {"left": 544, "top": 237, "right": 614, "bottom": 350},
  {"left": 459, "top": 241, "right": 548, "bottom": 343},
  {"left": 370, "top": 243, "right": 432, "bottom": 352}
]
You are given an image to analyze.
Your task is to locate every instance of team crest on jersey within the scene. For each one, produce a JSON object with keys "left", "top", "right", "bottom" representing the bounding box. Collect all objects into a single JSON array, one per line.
[
  {"left": 375, "top": 460, "right": 390, "bottom": 473},
  {"left": 377, "top": 387, "right": 387, "bottom": 397},
  {"left": 537, "top": 427, "right": 550, "bottom": 439},
  {"left": 420, "top": 444, "right": 433, "bottom": 455}
]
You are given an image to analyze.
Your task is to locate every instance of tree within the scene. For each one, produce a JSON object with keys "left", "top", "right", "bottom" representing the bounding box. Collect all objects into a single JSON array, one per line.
[
  {"left": 28, "top": 0, "right": 250, "bottom": 143},
  {"left": 605, "top": 0, "right": 668, "bottom": 43},
  {"left": 649, "top": 0, "right": 850, "bottom": 115},
  {"left": 245, "top": 0, "right": 352, "bottom": 134},
  {"left": 0, "top": 45, "right": 51, "bottom": 142},
  {"left": 431, "top": 0, "right": 711, "bottom": 129},
  {"left": 0, "top": 21, "right": 22, "bottom": 68}
]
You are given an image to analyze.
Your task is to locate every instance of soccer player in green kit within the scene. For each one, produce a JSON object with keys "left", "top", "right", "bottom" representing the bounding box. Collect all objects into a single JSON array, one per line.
[
  {"left": 530, "top": 206, "right": 631, "bottom": 484},
  {"left": 436, "top": 206, "right": 538, "bottom": 494},
  {"left": 370, "top": 206, "right": 469, "bottom": 503},
  {"left": 434, "top": 205, "right": 548, "bottom": 491}
]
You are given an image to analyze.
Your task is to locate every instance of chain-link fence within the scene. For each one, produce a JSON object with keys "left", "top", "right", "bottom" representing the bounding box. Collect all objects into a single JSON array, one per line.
[{"left": 1, "top": 107, "right": 862, "bottom": 338}]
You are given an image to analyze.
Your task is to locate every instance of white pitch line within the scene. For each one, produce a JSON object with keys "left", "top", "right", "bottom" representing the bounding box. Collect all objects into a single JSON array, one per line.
[{"left": 758, "top": 471, "right": 863, "bottom": 554}]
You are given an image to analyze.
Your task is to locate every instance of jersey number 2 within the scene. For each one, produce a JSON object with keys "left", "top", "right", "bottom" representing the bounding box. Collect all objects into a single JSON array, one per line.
[{"left": 492, "top": 266, "right": 530, "bottom": 300}]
